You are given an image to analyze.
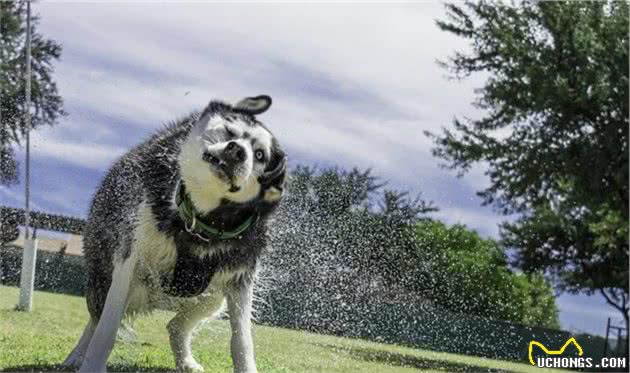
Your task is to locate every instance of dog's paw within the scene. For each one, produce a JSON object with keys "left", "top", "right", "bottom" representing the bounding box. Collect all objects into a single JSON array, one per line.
[{"left": 177, "top": 357, "right": 204, "bottom": 373}]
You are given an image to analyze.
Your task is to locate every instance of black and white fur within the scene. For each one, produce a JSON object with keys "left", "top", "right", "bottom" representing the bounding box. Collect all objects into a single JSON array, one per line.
[{"left": 63, "top": 96, "right": 286, "bottom": 373}]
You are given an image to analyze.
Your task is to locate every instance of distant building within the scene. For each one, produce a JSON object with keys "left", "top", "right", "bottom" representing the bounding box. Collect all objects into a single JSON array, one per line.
[{"left": 11, "top": 231, "right": 83, "bottom": 257}]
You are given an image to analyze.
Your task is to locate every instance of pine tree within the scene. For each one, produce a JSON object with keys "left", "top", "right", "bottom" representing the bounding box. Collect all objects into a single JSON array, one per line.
[{"left": 0, "top": 0, "right": 65, "bottom": 185}]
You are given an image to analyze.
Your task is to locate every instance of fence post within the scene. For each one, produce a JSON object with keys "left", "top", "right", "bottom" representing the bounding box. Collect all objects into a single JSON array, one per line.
[
  {"left": 603, "top": 317, "right": 611, "bottom": 356},
  {"left": 17, "top": 230, "right": 38, "bottom": 311}
]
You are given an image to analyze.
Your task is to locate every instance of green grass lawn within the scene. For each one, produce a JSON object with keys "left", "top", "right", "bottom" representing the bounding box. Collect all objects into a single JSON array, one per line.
[{"left": 0, "top": 285, "right": 562, "bottom": 373}]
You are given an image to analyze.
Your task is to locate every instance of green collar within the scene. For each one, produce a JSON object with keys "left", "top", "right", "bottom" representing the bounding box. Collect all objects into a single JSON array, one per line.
[{"left": 176, "top": 183, "right": 258, "bottom": 241}]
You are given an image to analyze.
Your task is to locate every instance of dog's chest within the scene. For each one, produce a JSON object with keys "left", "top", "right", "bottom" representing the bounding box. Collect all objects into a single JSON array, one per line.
[
  {"left": 125, "top": 203, "right": 249, "bottom": 314},
  {"left": 133, "top": 203, "right": 179, "bottom": 274},
  {"left": 131, "top": 203, "right": 234, "bottom": 295}
]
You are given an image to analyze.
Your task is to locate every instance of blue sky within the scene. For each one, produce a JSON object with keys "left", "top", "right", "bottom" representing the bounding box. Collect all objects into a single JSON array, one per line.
[{"left": 1, "top": 1, "right": 622, "bottom": 336}]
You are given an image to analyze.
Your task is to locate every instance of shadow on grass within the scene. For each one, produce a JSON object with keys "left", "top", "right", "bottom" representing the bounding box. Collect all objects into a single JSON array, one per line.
[
  {"left": 0, "top": 364, "right": 174, "bottom": 372},
  {"left": 316, "top": 343, "right": 514, "bottom": 373}
]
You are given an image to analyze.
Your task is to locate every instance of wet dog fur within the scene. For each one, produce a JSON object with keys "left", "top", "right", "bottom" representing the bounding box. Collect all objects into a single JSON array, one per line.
[{"left": 62, "top": 96, "right": 286, "bottom": 373}]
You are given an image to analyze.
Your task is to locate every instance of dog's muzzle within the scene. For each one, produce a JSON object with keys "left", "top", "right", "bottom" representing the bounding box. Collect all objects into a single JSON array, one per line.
[
  {"left": 222, "top": 141, "right": 246, "bottom": 165},
  {"left": 203, "top": 141, "right": 246, "bottom": 178}
]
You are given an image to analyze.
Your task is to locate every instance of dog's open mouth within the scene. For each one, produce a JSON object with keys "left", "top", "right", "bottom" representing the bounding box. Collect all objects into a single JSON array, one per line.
[{"left": 202, "top": 152, "right": 241, "bottom": 192}]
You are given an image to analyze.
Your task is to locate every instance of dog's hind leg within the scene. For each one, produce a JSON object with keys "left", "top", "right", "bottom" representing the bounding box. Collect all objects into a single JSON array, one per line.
[
  {"left": 167, "top": 293, "right": 225, "bottom": 372},
  {"left": 79, "top": 253, "right": 137, "bottom": 373},
  {"left": 62, "top": 319, "right": 96, "bottom": 367}
]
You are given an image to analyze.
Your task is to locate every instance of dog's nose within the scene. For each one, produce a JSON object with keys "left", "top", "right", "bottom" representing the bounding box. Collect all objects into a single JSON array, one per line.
[{"left": 223, "top": 141, "right": 246, "bottom": 162}]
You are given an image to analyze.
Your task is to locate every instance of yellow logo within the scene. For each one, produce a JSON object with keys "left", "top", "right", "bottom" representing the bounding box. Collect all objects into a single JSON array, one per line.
[{"left": 528, "top": 337, "right": 583, "bottom": 365}]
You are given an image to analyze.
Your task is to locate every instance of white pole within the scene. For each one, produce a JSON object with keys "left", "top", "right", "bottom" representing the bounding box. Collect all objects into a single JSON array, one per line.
[
  {"left": 17, "top": 0, "right": 35, "bottom": 312},
  {"left": 18, "top": 230, "right": 37, "bottom": 311}
]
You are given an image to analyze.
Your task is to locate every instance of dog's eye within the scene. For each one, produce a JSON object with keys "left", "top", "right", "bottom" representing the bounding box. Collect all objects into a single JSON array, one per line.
[
  {"left": 225, "top": 127, "right": 236, "bottom": 138},
  {"left": 255, "top": 149, "right": 265, "bottom": 161}
]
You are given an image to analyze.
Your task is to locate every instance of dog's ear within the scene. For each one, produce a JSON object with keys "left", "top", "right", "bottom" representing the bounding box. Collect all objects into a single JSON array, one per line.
[
  {"left": 234, "top": 95, "right": 272, "bottom": 115},
  {"left": 259, "top": 155, "right": 287, "bottom": 203}
]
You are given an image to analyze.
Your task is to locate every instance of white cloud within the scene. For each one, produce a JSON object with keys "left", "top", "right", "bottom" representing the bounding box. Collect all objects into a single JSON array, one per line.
[
  {"left": 31, "top": 130, "right": 126, "bottom": 171},
  {"left": 33, "top": 1, "right": 489, "bottom": 218},
  {"left": 435, "top": 206, "right": 504, "bottom": 238},
  {"left": 0, "top": 186, "right": 45, "bottom": 211}
]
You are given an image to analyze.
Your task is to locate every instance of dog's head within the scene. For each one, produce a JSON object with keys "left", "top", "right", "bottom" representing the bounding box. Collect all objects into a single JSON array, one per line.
[{"left": 178, "top": 95, "right": 286, "bottom": 212}]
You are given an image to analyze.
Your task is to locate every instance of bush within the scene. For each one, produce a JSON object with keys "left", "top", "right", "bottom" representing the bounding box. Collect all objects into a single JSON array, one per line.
[
  {"left": 0, "top": 245, "right": 85, "bottom": 296},
  {"left": 411, "top": 220, "right": 559, "bottom": 328}
]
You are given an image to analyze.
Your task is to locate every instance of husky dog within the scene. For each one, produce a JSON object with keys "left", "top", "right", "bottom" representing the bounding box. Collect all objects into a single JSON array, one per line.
[{"left": 63, "top": 96, "right": 286, "bottom": 373}]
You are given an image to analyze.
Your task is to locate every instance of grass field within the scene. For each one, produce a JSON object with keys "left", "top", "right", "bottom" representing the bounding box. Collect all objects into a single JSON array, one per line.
[{"left": 0, "top": 285, "right": 563, "bottom": 373}]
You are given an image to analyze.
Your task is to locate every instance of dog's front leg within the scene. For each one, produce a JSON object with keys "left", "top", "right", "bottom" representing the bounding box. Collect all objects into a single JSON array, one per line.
[
  {"left": 79, "top": 253, "right": 137, "bottom": 373},
  {"left": 226, "top": 280, "right": 257, "bottom": 373}
]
